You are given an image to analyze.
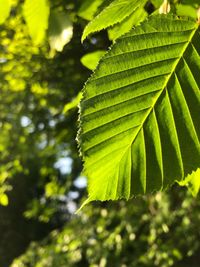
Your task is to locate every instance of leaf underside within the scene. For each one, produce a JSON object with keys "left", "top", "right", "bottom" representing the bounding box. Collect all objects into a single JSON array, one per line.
[{"left": 79, "top": 15, "right": 200, "bottom": 202}]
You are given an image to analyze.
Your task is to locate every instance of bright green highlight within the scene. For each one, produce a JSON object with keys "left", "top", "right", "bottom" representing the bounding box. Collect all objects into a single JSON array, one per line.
[
  {"left": 81, "top": 50, "right": 106, "bottom": 70},
  {"left": 0, "top": 0, "right": 11, "bottom": 25},
  {"left": 23, "top": 0, "right": 50, "bottom": 45}
]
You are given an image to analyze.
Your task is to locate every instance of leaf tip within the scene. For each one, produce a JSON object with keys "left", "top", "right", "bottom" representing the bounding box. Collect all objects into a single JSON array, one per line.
[
  {"left": 81, "top": 32, "right": 86, "bottom": 43},
  {"left": 75, "top": 197, "right": 92, "bottom": 214}
]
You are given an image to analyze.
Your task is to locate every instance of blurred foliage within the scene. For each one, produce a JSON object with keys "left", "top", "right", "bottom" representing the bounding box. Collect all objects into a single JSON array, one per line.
[
  {"left": 0, "top": 0, "right": 11, "bottom": 24},
  {"left": 11, "top": 188, "right": 200, "bottom": 267},
  {"left": 0, "top": 0, "right": 200, "bottom": 266}
]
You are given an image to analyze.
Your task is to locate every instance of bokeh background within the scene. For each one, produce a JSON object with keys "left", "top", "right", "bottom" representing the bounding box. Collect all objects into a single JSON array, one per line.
[{"left": 0, "top": 0, "right": 200, "bottom": 266}]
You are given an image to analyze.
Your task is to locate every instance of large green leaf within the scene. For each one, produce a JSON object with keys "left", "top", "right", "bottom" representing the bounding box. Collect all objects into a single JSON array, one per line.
[
  {"left": 79, "top": 15, "right": 200, "bottom": 203},
  {"left": 23, "top": 0, "right": 50, "bottom": 45},
  {"left": 82, "top": 0, "right": 146, "bottom": 41}
]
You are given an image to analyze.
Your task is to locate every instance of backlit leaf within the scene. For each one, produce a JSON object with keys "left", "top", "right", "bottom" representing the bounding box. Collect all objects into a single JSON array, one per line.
[
  {"left": 79, "top": 15, "right": 200, "bottom": 203},
  {"left": 82, "top": 0, "right": 146, "bottom": 41},
  {"left": 108, "top": 6, "right": 147, "bottom": 41},
  {"left": 23, "top": 0, "right": 50, "bottom": 45},
  {"left": 81, "top": 50, "right": 106, "bottom": 70}
]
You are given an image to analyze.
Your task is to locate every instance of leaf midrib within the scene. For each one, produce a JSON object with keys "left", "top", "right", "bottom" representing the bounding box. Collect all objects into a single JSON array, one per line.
[{"left": 118, "top": 23, "right": 199, "bottom": 181}]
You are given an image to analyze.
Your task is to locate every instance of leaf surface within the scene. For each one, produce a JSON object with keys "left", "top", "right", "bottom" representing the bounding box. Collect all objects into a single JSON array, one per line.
[
  {"left": 79, "top": 15, "right": 200, "bottom": 202},
  {"left": 82, "top": 0, "right": 146, "bottom": 41},
  {"left": 108, "top": 6, "right": 147, "bottom": 41}
]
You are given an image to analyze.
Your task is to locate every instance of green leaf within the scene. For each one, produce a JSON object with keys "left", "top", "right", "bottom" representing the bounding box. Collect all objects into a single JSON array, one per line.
[
  {"left": 77, "top": 0, "right": 106, "bottom": 21},
  {"left": 0, "top": 0, "right": 11, "bottom": 25},
  {"left": 81, "top": 50, "right": 106, "bottom": 70},
  {"left": 176, "top": 4, "right": 199, "bottom": 19},
  {"left": 151, "top": 0, "right": 163, "bottom": 8},
  {"left": 108, "top": 6, "right": 147, "bottom": 41},
  {"left": 48, "top": 11, "right": 73, "bottom": 53},
  {"left": 178, "top": 169, "right": 200, "bottom": 197},
  {"left": 23, "top": 0, "right": 50, "bottom": 45},
  {"left": 63, "top": 92, "right": 82, "bottom": 114},
  {"left": 82, "top": 0, "right": 146, "bottom": 42},
  {"left": 79, "top": 15, "right": 200, "bottom": 203}
]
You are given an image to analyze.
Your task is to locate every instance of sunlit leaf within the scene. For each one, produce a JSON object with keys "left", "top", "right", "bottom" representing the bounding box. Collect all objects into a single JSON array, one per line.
[
  {"left": 176, "top": 4, "right": 199, "bottom": 19},
  {"left": 63, "top": 93, "right": 82, "bottom": 114},
  {"left": 81, "top": 50, "right": 106, "bottom": 70},
  {"left": 77, "top": 0, "right": 105, "bottom": 21},
  {"left": 23, "top": 0, "right": 50, "bottom": 45},
  {"left": 151, "top": 0, "right": 163, "bottom": 8},
  {"left": 82, "top": 0, "right": 146, "bottom": 41},
  {"left": 108, "top": 6, "right": 147, "bottom": 41},
  {"left": 79, "top": 15, "right": 200, "bottom": 203}
]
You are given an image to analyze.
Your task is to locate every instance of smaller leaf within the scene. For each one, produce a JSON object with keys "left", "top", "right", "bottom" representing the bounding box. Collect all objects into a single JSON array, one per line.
[
  {"left": 77, "top": 0, "right": 105, "bottom": 21},
  {"left": 81, "top": 50, "right": 105, "bottom": 70},
  {"left": 48, "top": 11, "right": 73, "bottom": 53},
  {"left": 178, "top": 169, "right": 200, "bottom": 197},
  {"left": 82, "top": 0, "right": 146, "bottom": 42},
  {"left": 176, "top": 4, "right": 199, "bottom": 19},
  {"left": 63, "top": 93, "right": 82, "bottom": 114},
  {"left": 151, "top": 0, "right": 163, "bottom": 8},
  {"left": 0, "top": 0, "right": 11, "bottom": 25},
  {"left": 23, "top": 0, "right": 50, "bottom": 45},
  {"left": 108, "top": 7, "right": 147, "bottom": 41}
]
